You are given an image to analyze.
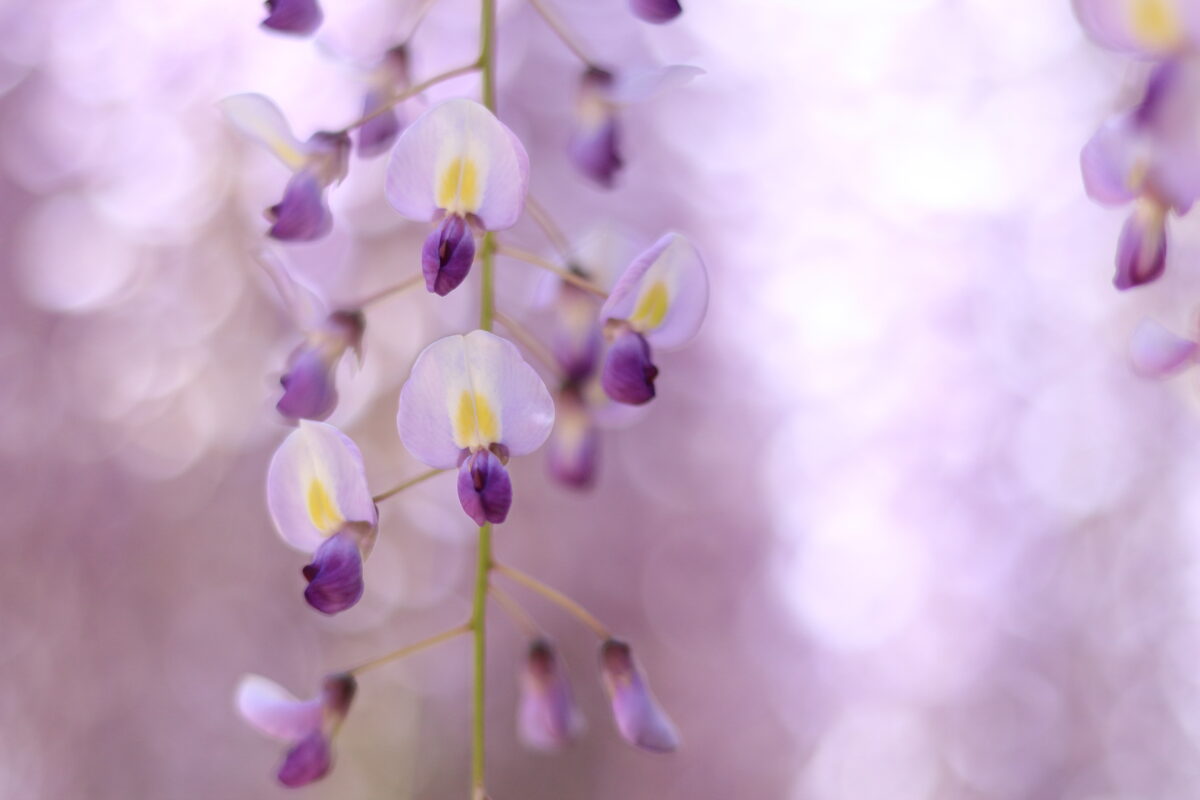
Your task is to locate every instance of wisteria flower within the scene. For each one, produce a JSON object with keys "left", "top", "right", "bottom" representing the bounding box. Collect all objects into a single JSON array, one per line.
[
  {"left": 1081, "top": 59, "right": 1200, "bottom": 288},
  {"left": 568, "top": 65, "right": 702, "bottom": 188},
  {"left": 599, "top": 233, "right": 708, "bottom": 404},
  {"left": 599, "top": 639, "right": 678, "bottom": 753},
  {"left": 397, "top": 330, "right": 554, "bottom": 525},
  {"left": 236, "top": 672, "right": 356, "bottom": 786},
  {"left": 629, "top": 0, "right": 682, "bottom": 24},
  {"left": 261, "top": 0, "right": 323, "bottom": 36},
  {"left": 386, "top": 98, "right": 529, "bottom": 295},
  {"left": 1129, "top": 317, "right": 1199, "bottom": 376},
  {"left": 220, "top": 94, "right": 350, "bottom": 241},
  {"left": 356, "top": 46, "right": 410, "bottom": 158},
  {"left": 267, "top": 421, "right": 378, "bottom": 613},
  {"left": 1074, "top": 0, "right": 1199, "bottom": 57},
  {"left": 517, "top": 639, "right": 585, "bottom": 752}
]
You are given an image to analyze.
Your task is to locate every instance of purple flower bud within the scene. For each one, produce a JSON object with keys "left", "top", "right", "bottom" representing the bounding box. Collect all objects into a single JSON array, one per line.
[
  {"left": 547, "top": 390, "right": 599, "bottom": 489},
  {"left": 422, "top": 214, "right": 477, "bottom": 296},
  {"left": 306, "top": 131, "right": 352, "bottom": 185},
  {"left": 268, "top": 171, "right": 332, "bottom": 242},
  {"left": 629, "top": 0, "right": 682, "bottom": 23},
  {"left": 302, "top": 530, "right": 365, "bottom": 614},
  {"left": 357, "top": 90, "right": 402, "bottom": 159},
  {"left": 569, "top": 117, "right": 623, "bottom": 188},
  {"left": 601, "top": 329, "right": 658, "bottom": 405},
  {"left": 277, "top": 730, "right": 332, "bottom": 787},
  {"left": 518, "top": 639, "right": 584, "bottom": 752},
  {"left": 1114, "top": 200, "right": 1168, "bottom": 290},
  {"left": 457, "top": 448, "right": 513, "bottom": 525},
  {"left": 261, "top": 0, "right": 323, "bottom": 35},
  {"left": 599, "top": 639, "right": 678, "bottom": 753},
  {"left": 277, "top": 345, "right": 339, "bottom": 421}
]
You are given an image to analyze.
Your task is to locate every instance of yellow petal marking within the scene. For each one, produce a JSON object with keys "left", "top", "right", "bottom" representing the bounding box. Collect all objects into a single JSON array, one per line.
[
  {"left": 629, "top": 280, "right": 670, "bottom": 331},
  {"left": 453, "top": 390, "right": 500, "bottom": 449},
  {"left": 436, "top": 157, "right": 481, "bottom": 215},
  {"left": 306, "top": 478, "right": 343, "bottom": 534},
  {"left": 1129, "top": 0, "right": 1184, "bottom": 50}
]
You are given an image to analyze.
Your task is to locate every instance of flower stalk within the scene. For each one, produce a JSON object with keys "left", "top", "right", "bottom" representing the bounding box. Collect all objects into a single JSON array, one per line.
[
  {"left": 495, "top": 243, "right": 609, "bottom": 298},
  {"left": 348, "top": 622, "right": 471, "bottom": 675},
  {"left": 371, "top": 467, "right": 445, "bottom": 503},
  {"left": 494, "top": 561, "right": 612, "bottom": 639}
]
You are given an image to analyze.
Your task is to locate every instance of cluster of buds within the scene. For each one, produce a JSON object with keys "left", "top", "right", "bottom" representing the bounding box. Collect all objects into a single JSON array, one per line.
[{"left": 229, "top": 0, "right": 704, "bottom": 794}]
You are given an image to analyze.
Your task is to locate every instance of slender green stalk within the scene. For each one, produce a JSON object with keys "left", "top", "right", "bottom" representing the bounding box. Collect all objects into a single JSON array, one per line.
[
  {"left": 347, "top": 622, "right": 471, "bottom": 676},
  {"left": 371, "top": 467, "right": 445, "bottom": 503},
  {"left": 335, "top": 61, "right": 481, "bottom": 135},
  {"left": 494, "top": 561, "right": 612, "bottom": 639},
  {"left": 471, "top": 522, "right": 493, "bottom": 796}
]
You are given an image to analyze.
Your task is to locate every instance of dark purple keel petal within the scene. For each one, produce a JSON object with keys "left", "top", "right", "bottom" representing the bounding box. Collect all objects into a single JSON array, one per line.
[
  {"left": 457, "top": 449, "right": 513, "bottom": 525},
  {"left": 629, "top": 0, "right": 681, "bottom": 23},
  {"left": 1114, "top": 204, "right": 1168, "bottom": 290},
  {"left": 601, "top": 330, "right": 658, "bottom": 405},
  {"left": 421, "top": 215, "right": 476, "bottom": 296},
  {"left": 262, "top": 0, "right": 323, "bottom": 35},
  {"left": 356, "top": 90, "right": 402, "bottom": 158},
  {"left": 568, "top": 117, "right": 622, "bottom": 188},
  {"left": 268, "top": 171, "right": 333, "bottom": 242},
  {"left": 277, "top": 731, "right": 332, "bottom": 787},
  {"left": 320, "top": 672, "right": 358, "bottom": 720},
  {"left": 302, "top": 531, "right": 364, "bottom": 614},
  {"left": 599, "top": 639, "right": 679, "bottom": 753},
  {"left": 277, "top": 345, "right": 338, "bottom": 421},
  {"left": 518, "top": 639, "right": 583, "bottom": 752}
]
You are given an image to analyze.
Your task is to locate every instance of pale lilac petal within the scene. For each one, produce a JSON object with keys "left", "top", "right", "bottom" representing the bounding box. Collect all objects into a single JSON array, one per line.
[
  {"left": 262, "top": 0, "right": 323, "bottom": 35},
  {"left": 236, "top": 675, "right": 323, "bottom": 741},
  {"left": 1073, "top": 0, "right": 1188, "bottom": 55},
  {"left": 256, "top": 247, "right": 329, "bottom": 329},
  {"left": 609, "top": 65, "right": 705, "bottom": 105},
  {"left": 302, "top": 530, "right": 365, "bottom": 614},
  {"left": 386, "top": 98, "right": 529, "bottom": 229},
  {"left": 518, "top": 639, "right": 585, "bottom": 752},
  {"left": 357, "top": 90, "right": 402, "bottom": 158},
  {"left": 422, "top": 214, "right": 476, "bottom": 296},
  {"left": 397, "top": 331, "right": 555, "bottom": 467},
  {"left": 1080, "top": 115, "right": 1143, "bottom": 206},
  {"left": 552, "top": 283, "right": 603, "bottom": 383},
  {"left": 277, "top": 344, "right": 338, "bottom": 422},
  {"left": 1130, "top": 318, "right": 1198, "bottom": 377},
  {"left": 600, "top": 233, "right": 709, "bottom": 350},
  {"left": 599, "top": 640, "right": 678, "bottom": 753},
  {"left": 277, "top": 731, "right": 332, "bottom": 787},
  {"left": 1114, "top": 201, "right": 1168, "bottom": 290},
  {"left": 1139, "top": 60, "right": 1200, "bottom": 212},
  {"left": 218, "top": 94, "right": 308, "bottom": 171},
  {"left": 268, "top": 171, "right": 332, "bottom": 242},
  {"left": 601, "top": 330, "right": 658, "bottom": 405},
  {"left": 568, "top": 117, "right": 622, "bottom": 188},
  {"left": 630, "top": 0, "right": 682, "bottom": 24},
  {"left": 267, "top": 421, "right": 377, "bottom": 553},
  {"left": 456, "top": 449, "right": 513, "bottom": 525},
  {"left": 547, "top": 390, "right": 599, "bottom": 489}
]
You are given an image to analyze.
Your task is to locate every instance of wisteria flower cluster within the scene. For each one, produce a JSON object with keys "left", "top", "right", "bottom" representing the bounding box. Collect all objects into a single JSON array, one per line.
[{"left": 228, "top": 0, "right": 704, "bottom": 794}]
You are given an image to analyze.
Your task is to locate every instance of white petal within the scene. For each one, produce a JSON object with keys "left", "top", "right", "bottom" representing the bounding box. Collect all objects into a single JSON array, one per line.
[
  {"left": 600, "top": 233, "right": 709, "bottom": 350},
  {"left": 235, "top": 674, "right": 323, "bottom": 741},
  {"left": 219, "top": 93, "right": 309, "bottom": 171}
]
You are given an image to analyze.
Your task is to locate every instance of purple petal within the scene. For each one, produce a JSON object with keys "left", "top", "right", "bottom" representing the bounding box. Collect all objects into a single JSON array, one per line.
[
  {"left": 305, "top": 131, "right": 351, "bottom": 185},
  {"left": 551, "top": 283, "right": 603, "bottom": 382},
  {"left": 1114, "top": 202, "right": 1168, "bottom": 290},
  {"left": 421, "top": 215, "right": 476, "bottom": 296},
  {"left": 302, "top": 530, "right": 365, "bottom": 614},
  {"left": 601, "top": 330, "right": 658, "bottom": 405},
  {"left": 569, "top": 117, "right": 623, "bottom": 188},
  {"left": 600, "top": 233, "right": 709, "bottom": 349},
  {"left": 1130, "top": 318, "right": 1198, "bottom": 377},
  {"left": 277, "top": 731, "right": 332, "bottom": 787},
  {"left": 277, "top": 344, "right": 338, "bottom": 421},
  {"left": 320, "top": 672, "right": 358, "bottom": 720},
  {"left": 1080, "top": 115, "right": 1142, "bottom": 207},
  {"left": 236, "top": 675, "right": 323, "bottom": 741},
  {"left": 262, "top": 0, "right": 323, "bottom": 35},
  {"left": 268, "top": 171, "right": 332, "bottom": 242},
  {"left": 629, "top": 0, "right": 682, "bottom": 24},
  {"left": 518, "top": 639, "right": 584, "bottom": 752},
  {"left": 599, "top": 639, "right": 678, "bottom": 753},
  {"left": 356, "top": 90, "right": 402, "bottom": 159},
  {"left": 1138, "top": 60, "right": 1200, "bottom": 213},
  {"left": 546, "top": 390, "right": 599, "bottom": 489},
  {"left": 457, "top": 449, "right": 513, "bottom": 526}
]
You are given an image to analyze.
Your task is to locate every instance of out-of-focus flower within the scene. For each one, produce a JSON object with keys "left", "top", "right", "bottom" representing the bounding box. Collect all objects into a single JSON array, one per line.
[
  {"left": 1130, "top": 317, "right": 1199, "bottom": 376},
  {"left": 220, "top": 95, "right": 350, "bottom": 241},
  {"left": 386, "top": 99, "right": 529, "bottom": 295},
  {"left": 1073, "top": 0, "right": 1199, "bottom": 57},
  {"left": 568, "top": 65, "right": 702, "bottom": 188},
  {"left": 598, "top": 639, "right": 678, "bottom": 753},
  {"left": 546, "top": 387, "right": 600, "bottom": 487},
  {"left": 1080, "top": 60, "right": 1200, "bottom": 288},
  {"left": 599, "top": 233, "right": 708, "bottom": 404},
  {"left": 357, "top": 46, "right": 410, "bottom": 159},
  {"left": 236, "top": 672, "right": 356, "bottom": 787},
  {"left": 397, "top": 331, "right": 554, "bottom": 525},
  {"left": 629, "top": 0, "right": 682, "bottom": 25},
  {"left": 266, "top": 421, "right": 378, "bottom": 613},
  {"left": 517, "top": 639, "right": 585, "bottom": 752},
  {"left": 261, "top": 0, "right": 324, "bottom": 36}
]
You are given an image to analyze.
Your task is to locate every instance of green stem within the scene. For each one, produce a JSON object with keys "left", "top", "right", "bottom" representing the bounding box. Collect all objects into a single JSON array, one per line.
[{"left": 471, "top": 522, "right": 492, "bottom": 797}]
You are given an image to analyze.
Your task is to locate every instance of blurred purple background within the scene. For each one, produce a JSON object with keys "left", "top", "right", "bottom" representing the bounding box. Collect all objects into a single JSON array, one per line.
[{"left": 5, "top": 0, "right": 1200, "bottom": 798}]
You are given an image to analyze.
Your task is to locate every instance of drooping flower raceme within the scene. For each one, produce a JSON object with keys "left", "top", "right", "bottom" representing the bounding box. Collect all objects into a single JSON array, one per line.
[
  {"left": 397, "top": 330, "right": 554, "bottom": 525},
  {"left": 517, "top": 639, "right": 585, "bottom": 752},
  {"left": 236, "top": 672, "right": 356, "bottom": 787},
  {"left": 261, "top": 0, "right": 323, "bottom": 36},
  {"left": 1074, "top": 0, "right": 1199, "bottom": 57},
  {"left": 1081, "top": 59, "right": 1200, "bottom": 288},
  {"left": 267, "top": 421, "right": 378, "bottom": 613},
  {"left": 599, "top": 233, "right": 708, "bottom": 404},
  {"left": 1129, "top": 317, "right": 1200, "bottom": 377},
  {"left": 386, "top": 98, "right": 530, "bottom": 296},
  {"left": 220, "top": 94, "right": 350, "bottom": 241},
  {"left": 598, "top": 639, "right": 678, "bottom": 753}
]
